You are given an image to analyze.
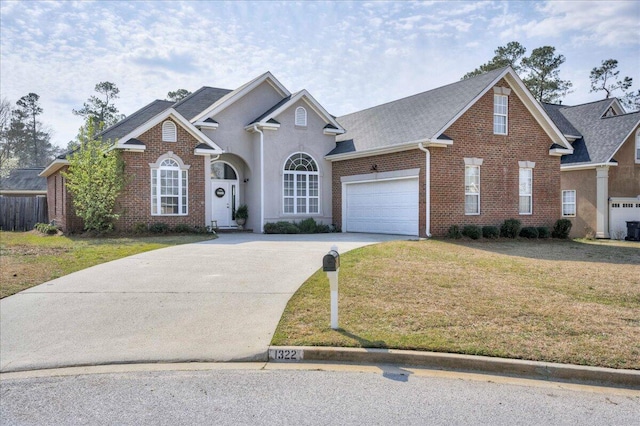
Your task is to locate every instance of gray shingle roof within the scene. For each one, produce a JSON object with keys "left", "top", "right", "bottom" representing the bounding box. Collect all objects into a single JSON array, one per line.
[
  {"left": 174, "top": 87, "right": 232, "bottom": 121},
  {"left": 0, "top": 168, "right": 47, "bottom": 192},
  {"left": 333, "top": 67, "right": 508, "bottom": 154},
  {"left": 542, "top": 103, "right": 581, "bottom": 137},
  {"left": 100, "top": 100, "right": 173, "bottom": 142},
  {"left": 545, "top": 99, "right": 640, "bottom": 165}
]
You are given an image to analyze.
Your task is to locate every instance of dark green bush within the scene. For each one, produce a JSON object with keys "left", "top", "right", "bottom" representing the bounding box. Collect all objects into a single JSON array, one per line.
[
  {"left": 537, "top": 227, "right": 550, "bottom": 239},
  {"left": 316, "top": 224, "right": 331, "bottom": 233},
  {"left": 264, "top": 221, "right": 300, "bottom": 234},
  {"left": 133, "top": 223, "right": 148, "bottom": 234},
  {"left": 462, "top": 225, "right": 482, "bottom": 240},
  {"left": 149, "top": 222, "right": 170, "bottom": 234},
  {"left": 34, "top": 222, "right": 59, "bottom": 235},
  {"left": 500, "top": 218, "right": 521, "bottom": 238},
  {"left": 552, "top": 219, "right": 573, "bottom": 239},
  {"left": 297, "top": 218, "right": 318, "bottom": 234},
  {"left": 519, "top": 226, "right": 539, "bottom": 239},
  {"left": 482, "top": 226, "right": 500, "bottom": 239},
  {"left": 173, "top": 224, "right": 193, "bottom": 233},
  {"left": 447, "top": 225, "right": 462, "bottom": 239}
]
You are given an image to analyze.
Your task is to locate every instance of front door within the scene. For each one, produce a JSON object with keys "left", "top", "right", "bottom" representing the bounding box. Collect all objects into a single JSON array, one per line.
[{"left": 211, "top": 180, "right": 238, "bottom": 227}]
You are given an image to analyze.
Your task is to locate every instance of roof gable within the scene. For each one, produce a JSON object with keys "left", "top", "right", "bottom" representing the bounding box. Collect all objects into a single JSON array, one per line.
[
  {"left": 100, "top": 100, "right": 173, "bottom": 142},
  {"left": 191, "top": 72, "right": 290, "bottom": 124},
  {"left": 248, "top": 90, "right": 345, "bottom": 134},
  {"left": 332, "top": 67, "right": 570, "bottom": 156}
]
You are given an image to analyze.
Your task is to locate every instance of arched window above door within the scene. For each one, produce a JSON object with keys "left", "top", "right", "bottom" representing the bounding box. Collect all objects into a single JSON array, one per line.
[{"left": 211, "top": 161, "right": 238, "bottom": 180}]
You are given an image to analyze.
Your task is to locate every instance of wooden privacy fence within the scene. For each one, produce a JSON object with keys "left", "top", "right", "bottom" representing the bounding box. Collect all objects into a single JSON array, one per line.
[{"left": 0, "top": 196, "right": 48, "bottom": 231}]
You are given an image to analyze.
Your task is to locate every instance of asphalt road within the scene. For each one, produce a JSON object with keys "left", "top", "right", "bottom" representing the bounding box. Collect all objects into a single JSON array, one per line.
[{"left": 2, "top": 364, "right": 638, "bottom": 425}]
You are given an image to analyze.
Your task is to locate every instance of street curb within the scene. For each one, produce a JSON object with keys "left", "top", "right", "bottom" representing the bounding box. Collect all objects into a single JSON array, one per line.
[{"left": 268, "top": 346, "right": 640, "bottom": 389}]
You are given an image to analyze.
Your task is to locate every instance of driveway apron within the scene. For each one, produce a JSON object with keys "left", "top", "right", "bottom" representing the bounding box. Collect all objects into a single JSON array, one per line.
[{"left": 0, "top": 233, "right": 403, "bottom": 372}]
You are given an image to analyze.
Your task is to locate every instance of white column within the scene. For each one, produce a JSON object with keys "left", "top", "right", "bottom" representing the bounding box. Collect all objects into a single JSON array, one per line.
[{"left": 596, "top": 166, "right": 610, "bottom": 239}]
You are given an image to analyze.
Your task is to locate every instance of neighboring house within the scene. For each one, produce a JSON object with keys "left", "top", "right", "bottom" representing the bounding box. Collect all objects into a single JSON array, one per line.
[
  {"left": 543, "top": 99, "right": 640, "bottom": 239},
  {"left": 0, "top": 167, "right": 48, "bottom": 231},
  {"left": 328, "top": 67, "right": 572, "bottom": 237},
  {"left": 40, "top": 72, "right": 345, "bottom": 233},
  {"left": 0, "top": 167, "right": 47, "bottom": 196}
]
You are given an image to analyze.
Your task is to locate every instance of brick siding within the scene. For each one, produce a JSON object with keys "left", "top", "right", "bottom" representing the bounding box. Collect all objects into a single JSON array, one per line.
[{"left": 333, "top": 81, "right": 562, "bottom": 237}]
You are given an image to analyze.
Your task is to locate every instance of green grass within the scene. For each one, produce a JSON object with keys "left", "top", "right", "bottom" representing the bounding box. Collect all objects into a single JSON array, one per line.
[
  {"left": 0, "top": 231, "right": 216, "bottom": 298},
  {"left": 272, "top": 238, "right": 640, "bottom": 369}
]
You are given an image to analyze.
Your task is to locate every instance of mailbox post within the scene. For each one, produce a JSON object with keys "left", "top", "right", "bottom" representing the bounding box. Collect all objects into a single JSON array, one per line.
[{"left": 323, "top": 245, "right": 340, "bottom": 330}]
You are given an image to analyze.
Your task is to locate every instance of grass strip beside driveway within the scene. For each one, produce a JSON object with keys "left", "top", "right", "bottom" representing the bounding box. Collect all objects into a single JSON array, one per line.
[
  {"left": 0, "top": 231, "right": 216, "bottom": 299},
  {"left": 272, "top": 239, "right": 640, "bottom": 370}
]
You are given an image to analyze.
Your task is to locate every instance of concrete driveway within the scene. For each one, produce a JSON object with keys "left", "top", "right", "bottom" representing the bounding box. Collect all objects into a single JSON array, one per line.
[{"left": 0, "top": 233, "right": 404, "bottom": 373}]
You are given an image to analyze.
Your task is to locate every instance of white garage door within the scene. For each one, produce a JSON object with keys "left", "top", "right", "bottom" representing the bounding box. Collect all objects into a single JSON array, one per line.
[
  {"left": 609, "top": 197, "right": 640, "bottom": 240},
  {"left": 344, "top": 178, "right": 419, "bottom": 236}
]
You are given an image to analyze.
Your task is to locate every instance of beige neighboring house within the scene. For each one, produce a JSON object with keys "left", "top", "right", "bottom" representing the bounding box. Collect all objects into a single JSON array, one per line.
[{"left": 544, "top": 99, "right": 640, "bottom": 239}]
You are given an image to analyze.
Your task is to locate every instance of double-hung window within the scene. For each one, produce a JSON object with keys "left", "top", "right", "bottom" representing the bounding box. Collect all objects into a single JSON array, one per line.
[
  {"left": 494, "top": 95, "right": 508, "bottom": 135},
  {"left": 151, "top": 157, "right": 188, "bottom": 215},
  {"left": 519, "top": 168, "right": 533, "bottom": 215},
  {"left": 283, "top": 153, "right": 319, "bottom": 214},
  {"left": 465, "top": 165, "right": 480, "bottom": 215},
  {"left": 562, "top": 190, "right": 576, "bottom": 217}
]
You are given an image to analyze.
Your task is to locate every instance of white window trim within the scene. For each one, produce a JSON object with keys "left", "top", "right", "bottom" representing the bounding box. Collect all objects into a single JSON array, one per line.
[
  {"left": 465, "top": 164, "right": 481, "bottom": 215},
  {"left": 519, "top": 167, "right": 533, "bottom": 215},
  {"left": 295, "top": 106, "right": 307, "bottom": 127},
  {"left": 494, "top": 94, "right": 508, "bottom": 135},
  {"left": 162, "top": 120, "right": 177, "bottom": 142},
  {"left": 150, "top": 153, "right": 190, "bottom": 216},
  {"left": 283, "top": 152, "right": 319, "bottom": 215},
  {"left": 562, "top": 190, "right": 576, "bottom": 217}
]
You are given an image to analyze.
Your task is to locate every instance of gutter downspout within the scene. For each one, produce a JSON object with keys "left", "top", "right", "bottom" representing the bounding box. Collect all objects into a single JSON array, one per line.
[
  {"left": 418, "top": 143, "right": 432, "bottom": 238},
  {"left": 252, "top": 125, "right": 265, "bottom": 233}
]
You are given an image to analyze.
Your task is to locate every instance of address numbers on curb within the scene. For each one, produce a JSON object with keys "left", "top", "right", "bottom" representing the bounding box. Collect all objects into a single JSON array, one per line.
[{"left": 269, "top": 348, "right": 303, "bottom": 361}]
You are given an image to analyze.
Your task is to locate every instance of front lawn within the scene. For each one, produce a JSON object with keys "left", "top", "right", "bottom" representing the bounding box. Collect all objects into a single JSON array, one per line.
[
  {"left": 272, "top": 238, "right": 640, "bottom": 369},
  {"left": 0, "top": 231, "right": 216, "bottom": 299}
]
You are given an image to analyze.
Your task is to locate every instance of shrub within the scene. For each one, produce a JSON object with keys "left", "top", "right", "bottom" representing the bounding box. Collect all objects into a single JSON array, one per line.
[
  {"left": 447, "top": 225, "right": 462, "bottom": 239},
  {"left": 192, "top": 225, "right": 210, "bottom": 234},
  {"left": 264, "top": 221, "right": 300, "bottom": 234},
  {"left": 316, "top": 224, "right": 331, "bottom": 233},
  {"left": 462, "top": 225, "right": 482, "bottom": 240},
  {"left": 482, "top": 226, "right": 500, "bottom": 239},
  {"left": 537, "top": 227, "right": 550, "bottom": 239},
  {"left": 519, "top": 226, "right": 539, "bottom": 239},
  {"left": 173, "top": 224, "right": 193, "bottom": 233},
  {"left": 552, "top": 219, "right": 573, "bottom": 239},
  {"left": 297, "top": 218, "right": 318, "bottom": 234},
  {"left": 500, "top": 218, "right": 521, "bottom": 238},
  {"left": 34, "top": 222, "right": 59, "bottom": 235},
  {"left": 149, "top": 222, "right": 170, "bottom": 234},
  {"left": 133, "top": 223, "right": 148, "bottom": 234}
]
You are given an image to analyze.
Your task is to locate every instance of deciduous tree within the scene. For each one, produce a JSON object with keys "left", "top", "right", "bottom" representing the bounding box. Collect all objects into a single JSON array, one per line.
[{"left": 63, "top": 122, "right": 126, "bottom": 232}]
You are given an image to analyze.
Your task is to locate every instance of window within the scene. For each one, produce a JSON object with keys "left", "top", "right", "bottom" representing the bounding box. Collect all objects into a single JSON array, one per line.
[
  {"left": 162, "top": 121, "right": 177, "bottom": 142},
  {"left": 465, "top": 165, "right": 480, "bottom": 215},
  {"left": 562, "top": 190, "right": 576, "bottom": 217},
  {"left": 636, "top": 129, "right": 640, "bottom": 163},
  {"left": 295, "top": 107, "right": 307, "bottom": 126},
  {"left": 519, "top": 168, "right": 532, "bottom": 215},
  {"left": 494, "top": 95, "right": 508, "bottom": 135},
  {"left": 151, "top": 157, "right": 188, "bottom": 215},
  {"left": 283, "top": 153, "right": 319, "bottom": 214}
]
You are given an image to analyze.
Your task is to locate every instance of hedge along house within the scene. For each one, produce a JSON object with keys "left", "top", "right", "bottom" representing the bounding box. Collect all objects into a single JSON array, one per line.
[
  {"left": 328, "top": 67, "right": 573, "bottom": 237},
  {"left": 40, "top": 72, "right": 344, "bottom": 233},
  {"left": 544, "top": 99, "right": 640, "bottom": 239}
]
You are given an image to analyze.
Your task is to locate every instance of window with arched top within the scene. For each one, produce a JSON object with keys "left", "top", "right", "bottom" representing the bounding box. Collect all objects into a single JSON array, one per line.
[
  {"left": 162, "top": 120, "right": 177, "bottom": 142},
  {"left": 151, "top": 154, "right": 188, "bottom": 215},
  {"left": 295, "top": 107, "right": 307, "bottom": 127},
  {"left": 283, "top": 153, "right": 319, "bottom": 214}
]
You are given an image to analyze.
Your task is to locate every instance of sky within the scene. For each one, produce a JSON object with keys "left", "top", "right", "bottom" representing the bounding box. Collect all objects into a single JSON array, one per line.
[{"left": 1, "top": 0, "right": 639, "bottom": 148}]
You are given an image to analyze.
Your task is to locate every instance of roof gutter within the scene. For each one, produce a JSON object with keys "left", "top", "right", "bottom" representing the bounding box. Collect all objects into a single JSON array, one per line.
[
  {"left": 417, "top": 143, "right": 432, "bottom": 238},
  {"left": 326, "top": 138, "right": 452, "bottom": 162}
]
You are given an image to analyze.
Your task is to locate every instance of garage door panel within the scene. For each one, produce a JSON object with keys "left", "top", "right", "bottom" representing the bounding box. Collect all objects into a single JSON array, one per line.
[
  {"left": 345, "top": 178, "right": 419, "bottom": 236},
  {"left": 609, "top": 198, "right": 640, "bottom": 239}
]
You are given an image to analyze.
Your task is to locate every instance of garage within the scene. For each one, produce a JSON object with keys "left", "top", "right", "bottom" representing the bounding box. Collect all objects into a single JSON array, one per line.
[
  {"left": 609, "top": 197, "right": 640, "bottom": 240},
  {"left": 343, "top": 177, "right": 419, "bottom": 236}
]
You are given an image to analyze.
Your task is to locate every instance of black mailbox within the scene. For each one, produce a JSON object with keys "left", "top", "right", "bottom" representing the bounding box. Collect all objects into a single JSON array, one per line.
[{"left": 323, "top": 250, "right": 340, "bottom": 272}]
